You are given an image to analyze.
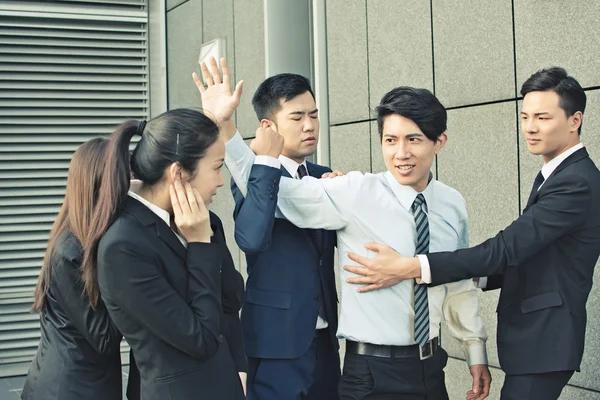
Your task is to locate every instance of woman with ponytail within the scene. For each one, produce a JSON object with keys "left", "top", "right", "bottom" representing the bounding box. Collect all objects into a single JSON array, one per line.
[
  {"left": 91, "top": 108, "right": 246, "bottom": 400},
  {"left": 22, "top": 138, "right": 123, "bottom": 400}
]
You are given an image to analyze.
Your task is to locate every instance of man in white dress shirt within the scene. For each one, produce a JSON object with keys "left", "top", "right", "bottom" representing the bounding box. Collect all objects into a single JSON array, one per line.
[{"left": 196, "top": 59, "right": 492, "bottom": 399}]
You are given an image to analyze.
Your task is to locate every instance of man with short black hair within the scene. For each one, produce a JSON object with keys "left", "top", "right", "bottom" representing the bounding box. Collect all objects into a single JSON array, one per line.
[
  {"left": 230, "top": 73, "right": 341, "bottom": 400},
  {"left": 343, "top": 67, "right": 600, "bottom": 400}
]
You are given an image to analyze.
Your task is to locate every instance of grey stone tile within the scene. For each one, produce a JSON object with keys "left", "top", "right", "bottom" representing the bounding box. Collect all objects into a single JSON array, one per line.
[
  {"left": 326, "top": 0, "right": 370, "bottom": 124},
  {"left": 438, "top": 102, "right": 520, "bottom": 246},
  {"left": 167, "top": 0, "right": 204, "bottom": 109},
  {"left": 432, "top": 0, "right": 515, "bottom": 107},
  {"left": 202, "top": 0, "right": 235, "bottom": 80},
  {"left": 166, "top": 0, "right": 188, "bottom": 11},
  {"left": 515, "top": 2, "right": 600, "bottom": 89},
  {"left": 233, "top": 0, "right": 265, "bottom": 138},
  {"left": 367, "top": 0, "right": 433, "bottom": 112},
  {"left": 330, "top": 122, "right": 371, "bottom": 173}
]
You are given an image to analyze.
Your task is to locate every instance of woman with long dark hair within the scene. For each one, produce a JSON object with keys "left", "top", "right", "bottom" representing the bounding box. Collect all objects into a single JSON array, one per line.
[
  {"left": 88, "top": 108, "right": 246, "bottom": 400},
  {"left": 22, "top": 138, "right": 123, "bottom": 400}
]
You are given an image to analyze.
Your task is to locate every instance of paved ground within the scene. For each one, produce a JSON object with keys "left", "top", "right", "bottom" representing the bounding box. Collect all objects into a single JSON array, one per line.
[{"left": 0, "top": 366, "right": 130, "bottom": 399}]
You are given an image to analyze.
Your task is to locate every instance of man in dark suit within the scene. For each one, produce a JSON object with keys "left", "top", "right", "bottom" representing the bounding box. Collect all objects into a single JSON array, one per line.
[
  {"left": 344, "top": 67, "right": 600, "bottom": 400},
  {"left": 231, "top": 74, "right": 340, "bottom": 400}
]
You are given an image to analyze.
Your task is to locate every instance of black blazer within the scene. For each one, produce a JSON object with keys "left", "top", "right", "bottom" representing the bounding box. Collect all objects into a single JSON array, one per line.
[
  {"left": 428, "top": 148, "right": 600, "bottom": 375},
  {"left": 22, "top": 231, "right": 122, "bottom": 400},
  {"left": 97, "top": 196, "right": 246, "bottom": 400}
]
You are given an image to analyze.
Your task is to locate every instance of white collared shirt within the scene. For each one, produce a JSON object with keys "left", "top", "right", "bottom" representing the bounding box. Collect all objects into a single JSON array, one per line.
[
  {"left": 539, "top": 143, "right": 584, "bottom": 189},
  {"left": 226, "top": 132, "right": 488, "bottom": 366}
]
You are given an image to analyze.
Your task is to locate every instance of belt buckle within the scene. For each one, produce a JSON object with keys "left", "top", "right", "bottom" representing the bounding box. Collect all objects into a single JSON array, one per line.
[{"left": 419, "top": 341, "right": 434, "bottom": 360}]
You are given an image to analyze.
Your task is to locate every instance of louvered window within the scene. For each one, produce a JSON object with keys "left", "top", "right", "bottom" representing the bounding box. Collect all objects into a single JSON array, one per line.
[{"left": 0, "top": 0, "right": 147, "bottom": 377}]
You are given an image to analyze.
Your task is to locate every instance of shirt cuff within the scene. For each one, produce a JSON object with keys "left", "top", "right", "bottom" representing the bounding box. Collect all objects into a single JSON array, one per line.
[
  {"left": 464, "top": 340, "right": 488, "bottom": 367},
  {"left": 475, "top": 277, "right": 488, "bottom": 289},
  {"left": 224, "top": 131, "right": 247, "bottom": 160},
  {"left": 417, "top": 255, "right": 432, "bottom": 284},
  {"left": 254, "top": 155, "right": 281, "bottom": 169}
]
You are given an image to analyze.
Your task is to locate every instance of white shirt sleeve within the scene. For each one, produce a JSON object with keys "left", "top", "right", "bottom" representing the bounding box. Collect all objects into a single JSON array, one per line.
[
  {"left": 254, "top": 155, "right": 281, "bottom": 169},
  {"left": 475, "top": 277, "right": 488, "bottom": 289},
  {"left": 225, "top": 131, "right": 353, "bottom": 230},
  {"left": 441, "top": 214, "right": 488, "bottom": 367}
]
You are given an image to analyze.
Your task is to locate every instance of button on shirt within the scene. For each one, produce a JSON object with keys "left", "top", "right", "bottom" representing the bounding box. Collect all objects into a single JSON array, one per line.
[{"left": 225, "top": 133, "right": 488, "bottom": 366}]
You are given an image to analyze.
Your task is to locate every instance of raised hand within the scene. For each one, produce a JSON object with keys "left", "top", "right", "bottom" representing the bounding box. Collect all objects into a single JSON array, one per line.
[
  {"left": 169, "top": 177, "right": 211, "bottom": 243},
  {"left": 193, "top": 57, "right": 243, "bottom": 125},
  {"left": 250, "top": 126, "right": 285, "bottom": 158}
]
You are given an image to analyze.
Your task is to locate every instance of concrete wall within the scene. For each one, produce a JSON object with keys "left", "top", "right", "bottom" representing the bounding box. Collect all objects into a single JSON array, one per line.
[{"left": 167, "top": 1, "right": 600, "bottom": 398}]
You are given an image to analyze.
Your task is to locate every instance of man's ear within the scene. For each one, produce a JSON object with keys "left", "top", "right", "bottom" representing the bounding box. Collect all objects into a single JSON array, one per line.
[
  {"left": 569, "top": 111, "right": 583, "bottom": 134},
  {"left": 260, "top": 119, "right": 277, "bottom": 132},
  {"left": 434, "top": 132, "right": 448, "bottom": 154}
]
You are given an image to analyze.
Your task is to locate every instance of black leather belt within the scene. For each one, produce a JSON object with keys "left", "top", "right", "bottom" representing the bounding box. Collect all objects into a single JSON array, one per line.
[{"left": 346, "top": 337, "right": 439, "bottom": 360}]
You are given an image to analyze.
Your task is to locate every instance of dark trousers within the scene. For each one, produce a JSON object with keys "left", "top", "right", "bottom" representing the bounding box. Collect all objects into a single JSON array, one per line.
[
  {"left": 247, "top": 328, "right": 340, "bottom": 400},
  {"left": 501, "top": 370, "right": 574, "bottom": 400},
  {"left": 338, "top": 347, "right": 449, "bottom": 400}
]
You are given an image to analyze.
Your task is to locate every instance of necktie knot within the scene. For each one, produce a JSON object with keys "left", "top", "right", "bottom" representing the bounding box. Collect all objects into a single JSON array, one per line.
[
  {"left": 412, "top": 193, "right": 426, "bottom": 211},
  {"left": 535, "top": 171, "right": 545, "bottom": 186},
  {"left": 297, "top": 164, "right": 308, "bottom": 179}
]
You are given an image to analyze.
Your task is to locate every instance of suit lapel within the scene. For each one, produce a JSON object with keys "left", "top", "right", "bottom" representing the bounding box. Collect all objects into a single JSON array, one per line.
[
  {"left": 125, "top": 196, "right": 187, "bottom": 260},
  {"left": 156, "top": 222, "right": 187, "bottom": 260},
  {"left": 525, "top": 148, "right": 589, "bottom": 208}
]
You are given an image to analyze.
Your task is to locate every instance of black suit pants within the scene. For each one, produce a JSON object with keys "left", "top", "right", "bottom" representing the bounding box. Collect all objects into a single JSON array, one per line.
[
  {"left": 501, "top": 370, "right": 574, "bottom": 400},
  {"left": 338, "top": 347, "right": 449, "bottom": 400}
]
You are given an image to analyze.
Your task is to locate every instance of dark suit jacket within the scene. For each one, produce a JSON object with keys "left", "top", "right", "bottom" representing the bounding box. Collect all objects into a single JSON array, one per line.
[
  {"left": 428, "top": 148, "right": 600, "bottom": 375},
  {"left": 97, "top": 197, "right": 246, "bottom": 400},
  {"left": 231, "top": 162, "right": 339, "bottom": 359},
  {"left": 22, "top": 231, "right": 122, "bottom": 400}
]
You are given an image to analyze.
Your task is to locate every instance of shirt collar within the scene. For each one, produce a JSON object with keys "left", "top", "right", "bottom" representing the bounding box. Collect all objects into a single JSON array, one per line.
[
  {"left": 128, "top": 190, "right": 171, "bottom": 227},
  {"left": 541, "top": 143, "right": 584, "bottom": 180},
  {"left": 383, "top": 170, "right": 434, "bottom": 212},
  {"left": 279, "top": 155, "right": 307, "bottom": 178}
]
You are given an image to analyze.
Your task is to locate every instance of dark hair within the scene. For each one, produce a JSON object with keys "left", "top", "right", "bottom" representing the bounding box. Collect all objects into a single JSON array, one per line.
[
  {"left": 33, "top": 137, "right": 109, "bottom": 312},
  {"left": 252, "top": 73, "right": 315, "bottom": 121},
  {"left": 376, "top": 87, "right": 447, "bottom": 142},
  {"left": 520, "top": 67, "right": 586, "bottom": 134},
  {"left": 82, "top": 109, "right": 219, "bottom": 299}
]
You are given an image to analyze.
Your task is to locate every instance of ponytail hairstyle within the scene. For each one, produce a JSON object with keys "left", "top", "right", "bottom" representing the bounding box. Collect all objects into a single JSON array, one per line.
[
  {"left": 32, "top": 137, "right": 109, "bottom": 312},
  {"left": 82, "top": 108, "right": 220, "bottom": 306}
]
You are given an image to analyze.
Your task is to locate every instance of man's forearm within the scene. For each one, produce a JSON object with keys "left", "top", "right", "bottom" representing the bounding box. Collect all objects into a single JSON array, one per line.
[{"left": 218, "top": 119, "right": 237, "bottom": 141}]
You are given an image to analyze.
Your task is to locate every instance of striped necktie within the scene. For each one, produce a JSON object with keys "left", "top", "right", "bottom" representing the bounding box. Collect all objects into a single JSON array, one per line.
[{"left": 411, "top": 194, "right": 430, "bottom": 348}]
